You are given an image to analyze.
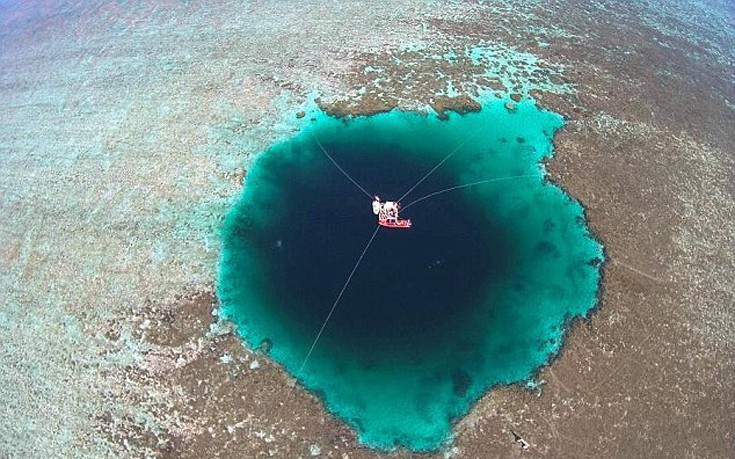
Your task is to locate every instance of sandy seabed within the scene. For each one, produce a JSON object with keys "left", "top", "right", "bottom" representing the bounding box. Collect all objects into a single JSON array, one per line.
[{"left": 0, "top": 1, "right": 732, "bottom": 458}]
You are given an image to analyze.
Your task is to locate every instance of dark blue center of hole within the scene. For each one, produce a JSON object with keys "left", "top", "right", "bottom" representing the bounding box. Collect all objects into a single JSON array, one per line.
[{"left": 264, "top": 140, "right": 511, "bottom": 356}]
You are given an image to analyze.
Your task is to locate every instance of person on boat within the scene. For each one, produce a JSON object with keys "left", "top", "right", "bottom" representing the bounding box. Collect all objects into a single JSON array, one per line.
[
  {"left": 372, "top": 196, "right": 382, "bottom": 216},
  {"left": 384, "top": 201, "right": 398, "bottom": 221}
]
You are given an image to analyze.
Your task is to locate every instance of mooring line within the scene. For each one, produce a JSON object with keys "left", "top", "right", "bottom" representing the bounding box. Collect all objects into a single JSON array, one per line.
[
  {"left": 611, "top": 258, "right": 663, "bottom": 283},
  {"left": 313, "top": 135, "right": 373, "bottom": 199},
  {"left": 398, "top": 131, "right": 479, "bottom": 203},
  {"left": 296, "top": 225, "right": 381, "bottom": 376},
  {"left": 402, "top": 174, "right": 537, "bottom": 210}
]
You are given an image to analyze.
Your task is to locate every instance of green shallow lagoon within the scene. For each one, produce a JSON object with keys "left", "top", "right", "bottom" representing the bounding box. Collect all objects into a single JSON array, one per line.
[{"left": 218, "top": 99, "right": 603, "bottom": 451}]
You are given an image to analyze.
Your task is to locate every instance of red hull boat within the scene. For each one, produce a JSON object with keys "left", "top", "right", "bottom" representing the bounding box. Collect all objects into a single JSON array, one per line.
[
  {"left": 378, "top": 217, "right": 412, "bottom": 228},
  {"left": 372, "top": 196, "right": 411, "bottom": 229}
]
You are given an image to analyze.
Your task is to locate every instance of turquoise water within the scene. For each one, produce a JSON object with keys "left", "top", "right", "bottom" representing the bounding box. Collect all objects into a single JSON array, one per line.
[{"left": 218, "top": 99, "right": 603, "bottom": 451}]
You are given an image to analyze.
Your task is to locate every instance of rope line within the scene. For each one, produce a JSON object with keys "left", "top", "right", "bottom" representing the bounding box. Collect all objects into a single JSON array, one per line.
[
  {"left": 313, "top": 135, "right": 373, "bottom": 199},
  {"left": 398, "top": 132, "right": 479, "bottom": 203},
  {"left": 402, "top": 174, "right": 537, "bottom": 211},
  {"left": 296, "top": 225, "right": 381, "bottom": 376}
]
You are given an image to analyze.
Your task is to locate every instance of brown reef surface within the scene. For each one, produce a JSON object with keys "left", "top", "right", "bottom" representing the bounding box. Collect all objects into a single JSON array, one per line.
[{"left": 0, "top": 1, "right": 732, "bottom": 458}]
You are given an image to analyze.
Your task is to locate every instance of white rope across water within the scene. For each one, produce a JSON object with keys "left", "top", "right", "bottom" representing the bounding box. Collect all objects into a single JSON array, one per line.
[
  {"left": 296, "top": 225, "right": 381, "bottom": 376},
  {"left": 313, "top": 135, "right": 373, "bottom": 199},
  {"left": 402, "top": 174, "right": 538, "bottom": 211},
  {"left": 398, "top": 131, "right": 480, "bottom": 203}
]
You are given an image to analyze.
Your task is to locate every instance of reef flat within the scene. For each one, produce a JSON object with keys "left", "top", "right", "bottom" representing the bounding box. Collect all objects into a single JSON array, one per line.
[{"left": 0, "top": 1, "right": 732, "bottom": 458}]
